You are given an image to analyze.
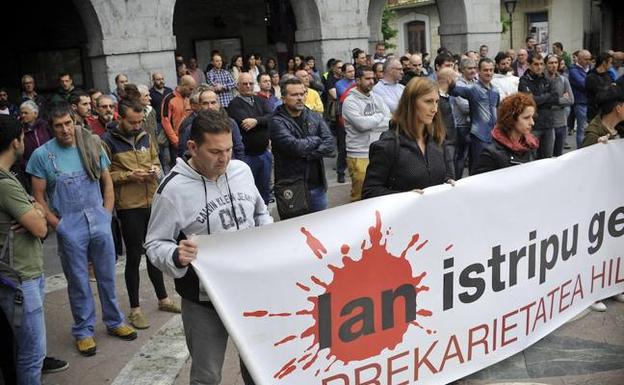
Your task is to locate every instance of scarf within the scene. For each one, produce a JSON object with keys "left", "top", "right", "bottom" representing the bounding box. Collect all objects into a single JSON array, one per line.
[{"left": 491, "top": 125, "right": 539, "bottom": 153}]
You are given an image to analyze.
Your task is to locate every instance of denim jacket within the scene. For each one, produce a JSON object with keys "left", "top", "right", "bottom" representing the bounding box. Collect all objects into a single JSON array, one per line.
[{"left": 450, "top": 80, "right": 500, "bottom": 142}]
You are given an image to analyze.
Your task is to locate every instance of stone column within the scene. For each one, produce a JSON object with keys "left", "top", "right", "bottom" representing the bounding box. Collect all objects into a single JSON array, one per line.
[{"left": 437, "top": 0, "right": 501, "bottom": 55}]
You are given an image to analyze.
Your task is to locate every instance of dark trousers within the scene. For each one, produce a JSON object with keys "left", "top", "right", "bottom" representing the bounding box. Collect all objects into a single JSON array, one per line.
[
  {"left": 454, "top": 125, "right": 471, "bottom": 179},
  {"left": 117, "top": 207, "right": 168, "bottom": 308},
  {"left": 335, "top": 124, "right": 346, "bottom": 176},
  {"left": 468, "top": 134, "right": 490, "bottom": 176},
  {"left": 553, "top": 126, "right": 567, "bottom": 157}
]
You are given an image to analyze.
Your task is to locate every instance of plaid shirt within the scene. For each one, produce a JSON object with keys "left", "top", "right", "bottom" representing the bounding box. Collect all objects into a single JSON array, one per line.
[{"left": 207, "top": 68, "right": 236, "bottom": 107}]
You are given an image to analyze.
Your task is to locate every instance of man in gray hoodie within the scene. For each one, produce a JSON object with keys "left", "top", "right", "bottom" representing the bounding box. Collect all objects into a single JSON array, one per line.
[
  {"left": 342, "top": 66, "right": 391, "bottom": 201},
  {"left": 145, "top": 110, "right": 272, "bottom": 385}
]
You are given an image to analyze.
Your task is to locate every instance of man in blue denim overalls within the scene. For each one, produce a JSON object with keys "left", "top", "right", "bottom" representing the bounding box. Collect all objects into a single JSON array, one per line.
[{"left": 27, "top": 103, "right": 136, "bottom": 356}]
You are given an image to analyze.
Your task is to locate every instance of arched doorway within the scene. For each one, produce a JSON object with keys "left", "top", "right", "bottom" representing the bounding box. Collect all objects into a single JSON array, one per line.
[
  {"left": 172, "top": 0, "right": 299, "bottom": 73},
  {"left": 1, "top": 0, "right": 97, "bottom": 100}
]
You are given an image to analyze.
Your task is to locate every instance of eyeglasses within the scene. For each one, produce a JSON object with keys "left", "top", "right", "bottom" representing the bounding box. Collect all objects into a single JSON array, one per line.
[{"left": 240, "top": 82, "right": 254, "bottom": 86}]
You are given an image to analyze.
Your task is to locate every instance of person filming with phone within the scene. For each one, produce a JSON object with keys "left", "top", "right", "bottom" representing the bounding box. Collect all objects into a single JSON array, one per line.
[{"left": 102, "top": 87, "right": 180, "bottom": 331}]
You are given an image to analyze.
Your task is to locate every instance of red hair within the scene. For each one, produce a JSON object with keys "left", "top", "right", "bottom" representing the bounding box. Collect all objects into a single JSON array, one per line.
[{"left": 497, "top": 93, "right": 537, "bottom": 134}]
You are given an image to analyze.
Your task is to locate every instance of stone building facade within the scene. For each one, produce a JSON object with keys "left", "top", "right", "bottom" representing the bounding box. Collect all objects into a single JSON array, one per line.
[{"left": 4, "top": 0, "right": 504, "bottom": 97}]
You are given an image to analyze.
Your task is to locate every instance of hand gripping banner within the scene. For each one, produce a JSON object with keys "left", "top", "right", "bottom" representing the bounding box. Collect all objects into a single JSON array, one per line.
[{"left": 192, "top": 139, "right": 624, "bottom": 385}]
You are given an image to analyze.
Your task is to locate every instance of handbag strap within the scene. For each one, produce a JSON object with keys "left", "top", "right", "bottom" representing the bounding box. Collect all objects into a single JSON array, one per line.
[{"left": 388, "top": 127, "right": 401, "bottom": 190}]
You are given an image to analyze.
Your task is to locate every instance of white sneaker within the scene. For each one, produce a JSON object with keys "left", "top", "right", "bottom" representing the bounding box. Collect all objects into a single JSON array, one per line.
[
  {"left": 590, "top": 301, "right": 607, "bottom": 312},
  {"left": 613, "top": 293, "right": 624, "bottom": 303}
]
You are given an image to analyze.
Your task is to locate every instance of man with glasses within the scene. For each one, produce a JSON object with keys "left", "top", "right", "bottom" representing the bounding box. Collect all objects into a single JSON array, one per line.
[
  {"left": 372, "top": 58, "right": 405, "bottom": 113},
  {"left": 86, "top": 95, "right": 118, "bottom": 136},
  {"left": 227, "top": 73, "right": 273, "bottom": 204}
]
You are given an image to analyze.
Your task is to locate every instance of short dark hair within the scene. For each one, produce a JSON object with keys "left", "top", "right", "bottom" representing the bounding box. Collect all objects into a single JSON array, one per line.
[
  {"left": 525, "top": 36, "right": 535, "bottom": 43},
  {"left": 434, "top": 53, "right": 454, "bottom": 70},
  {"left": 478, "top": 57, "right": 495, "bottom": 70},
  {"left": 305, "top": 56, "right": 315, "bottom": 62},
  {"left": 0, "top": 115, "right": 22, "bottom": 153},
  {"left": 257, "top": 72, "right": 270, "bottom": 84},
  {"left": 190, "top": 110, "right": 231, "bottom": 144},
  {"left": 595, "top": 52, "right": 613, "bottom": 67},
  {"left": 553, "top": 42, "right": 563, "bottom": 50},
  {"left": 48, "top": 102, "right": 75, "bottom": 127},
  {"left": 355, "top": 65, "right": 373, "bottom": 79},
  {"left": 118, "top": 98, "right": 143, "bottom": 118},
  {"left": 528, "top": 53, "right": 544, "bottom": 64},
  {"left": 282, "top": 77, "right": 304, "bottom": 96},
  {"left": 341, "top": 63, "right": 354, "bottom": 73},
  {"left": 58, "top": 73, "right": 72, "bottom": 80},
  {"left": 494, "top": 51, "right": 511, "bottom": 64},
  {"left": 352, "top": 48, "right": 365, "bottom": 62},
  {"left": 597, "top": 84, "right": 624, "bottom": 115},
  {"left": 326, "top": 58, "right": 336, "bottom": 70},
  {"left": 480, "top": 45, "right": 488, "bottom": 50},
  {"left": 69, "top": 90, "right": 90, "bottom": 106},
  {"left": 88, "top": 88, "right": 102, "bottom": 98}
]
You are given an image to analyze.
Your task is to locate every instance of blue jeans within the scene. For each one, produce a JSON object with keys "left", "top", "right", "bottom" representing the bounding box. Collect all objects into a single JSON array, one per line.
[
  {"left": 15, "top": 275, "right": 46, "bottom": 385},
  {"left": 574, "top": 104, "right": 587, "bottom": 149},
  {"left": 243, "top": 150, "right": 273, "bottom": 204},
  {"left": 308, "top": 186, "right": 328, "bottom": 213}
]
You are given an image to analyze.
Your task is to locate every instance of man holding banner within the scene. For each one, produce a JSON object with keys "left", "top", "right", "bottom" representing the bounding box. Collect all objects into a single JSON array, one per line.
[{"left": 145, "top": 110, "right": 272, "bottom": 385}]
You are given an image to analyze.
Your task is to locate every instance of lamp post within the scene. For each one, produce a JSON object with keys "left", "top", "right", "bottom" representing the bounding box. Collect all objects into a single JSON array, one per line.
[{"left": 504, "top": 0, "right": 518, "bottom": 49}]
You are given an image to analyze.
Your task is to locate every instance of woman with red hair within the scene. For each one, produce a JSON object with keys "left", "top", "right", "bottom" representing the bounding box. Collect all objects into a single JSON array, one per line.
[{"left": 474, "top": 93, "right": 538, "bottom": 173}]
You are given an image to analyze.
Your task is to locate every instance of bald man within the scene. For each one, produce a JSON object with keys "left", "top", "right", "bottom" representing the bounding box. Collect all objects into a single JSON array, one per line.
[
  {"left": 161, "top": 75, "right": 196, "bottom": 167},
  {"left": 512, "top": 49, "right": 529, "bottom": 77},
  {"left": 227, "top": 73, "right": 274, "bottom": 203},
  {"left": 569, "top": 49, "right": 592, "bottom": 147}
]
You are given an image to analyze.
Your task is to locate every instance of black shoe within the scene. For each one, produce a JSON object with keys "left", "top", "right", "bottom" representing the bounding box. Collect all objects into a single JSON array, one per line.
[
  {"left": 42, "top": 356, "right": 69, "bottom": 374},
  {"left": 337, "top": 174, "right": 345, "bottom": 183},
  {"left": 564, "top": 144, "right": 571, "bottom": 149}
]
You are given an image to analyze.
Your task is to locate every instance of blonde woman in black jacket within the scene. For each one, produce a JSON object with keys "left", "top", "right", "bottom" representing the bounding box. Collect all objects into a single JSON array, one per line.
[{"left": 362, "top": 77, "right": 454, "bottom": 199}]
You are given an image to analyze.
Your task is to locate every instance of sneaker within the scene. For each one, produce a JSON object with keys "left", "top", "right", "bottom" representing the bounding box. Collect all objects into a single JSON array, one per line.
[
  {"left": 158, "top": 301, "right": 181, "bottom": 314},
  {"left": 76, "top": 337, "right": 97, "bottom": 357},
  {"left": 590, "top": 301, "right": 607, "bottom": 312},
  {"left": 337, "top": 174, "right": 345, "bottom": 183},
  {"left": 613, "top": 293, "right": 624, "bottom": 303},
  {"left": 42, "top": 356, "right": 69, "bottom": 373},
  {"left": 107, "top": 324, "right": 137, "bottom": 341},
  {"left": 128, "top": 311, "right": 150, "bottom": 330}
]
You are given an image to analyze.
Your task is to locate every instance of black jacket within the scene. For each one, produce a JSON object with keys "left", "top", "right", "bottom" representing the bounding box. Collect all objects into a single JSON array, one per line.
[
  {"left": 227, "top": 95, "right": 272, "bottom": 155},
  {"left": 586, "top": 69, "right": 614, "bottom": 121},
  {"left": 518, "top": 70, "right": 559, "bottom": 131},
  {"left": 362, "top": 128, "right": 454, "bottom": 199},
  {"left": 474, "top": 138, "right": 534, "bottom": 174},
  {"left": 269, "top": 105, "right": 335, "bottom": 190}
]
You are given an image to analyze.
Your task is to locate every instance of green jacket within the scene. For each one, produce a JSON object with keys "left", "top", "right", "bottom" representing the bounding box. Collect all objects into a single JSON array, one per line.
[{"left": 581, "top": 115, "right": 619, "bottom": 147}]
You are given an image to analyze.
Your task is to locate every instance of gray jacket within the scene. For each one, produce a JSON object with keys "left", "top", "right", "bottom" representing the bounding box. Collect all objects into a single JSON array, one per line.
[
  {"left": 342, "top": 88, "right": 391, "bottom": 158},
  {"left": 547, "top": 73, "right": 574, "bottom": 127}
]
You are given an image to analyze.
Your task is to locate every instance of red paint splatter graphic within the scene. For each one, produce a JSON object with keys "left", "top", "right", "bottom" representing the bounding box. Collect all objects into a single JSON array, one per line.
[{"left": 243, "top": 211, "right": 435, "bottom": 380}]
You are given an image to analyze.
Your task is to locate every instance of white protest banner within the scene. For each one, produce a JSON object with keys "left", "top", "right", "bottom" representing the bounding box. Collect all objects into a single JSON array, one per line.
[{"left": 192, "top": 140, "right": 624, "bottom": 385}]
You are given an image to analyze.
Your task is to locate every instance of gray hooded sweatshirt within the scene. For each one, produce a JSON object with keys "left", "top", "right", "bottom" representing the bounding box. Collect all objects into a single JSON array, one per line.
[
  {"left": 342, "top": 88, "right": 391, "bottom": 158},
  {"left": 145, "top": 157, "right": 272, "bottom": 282}
]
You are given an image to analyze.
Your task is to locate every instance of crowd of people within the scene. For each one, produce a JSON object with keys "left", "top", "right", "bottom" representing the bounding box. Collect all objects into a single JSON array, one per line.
[{"left": 1, "top": 37, "right": 624, "bottom": 385}]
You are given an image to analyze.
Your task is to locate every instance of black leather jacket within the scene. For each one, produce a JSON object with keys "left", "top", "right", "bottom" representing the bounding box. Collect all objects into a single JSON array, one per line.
[{"left": 518, "top": 70, "right": 559, "bottom": 131}]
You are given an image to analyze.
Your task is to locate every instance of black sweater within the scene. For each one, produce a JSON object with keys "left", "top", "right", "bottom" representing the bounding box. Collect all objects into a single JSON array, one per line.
[{"left": 227, "top": 95, "right": 273, "bottom": 155}]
